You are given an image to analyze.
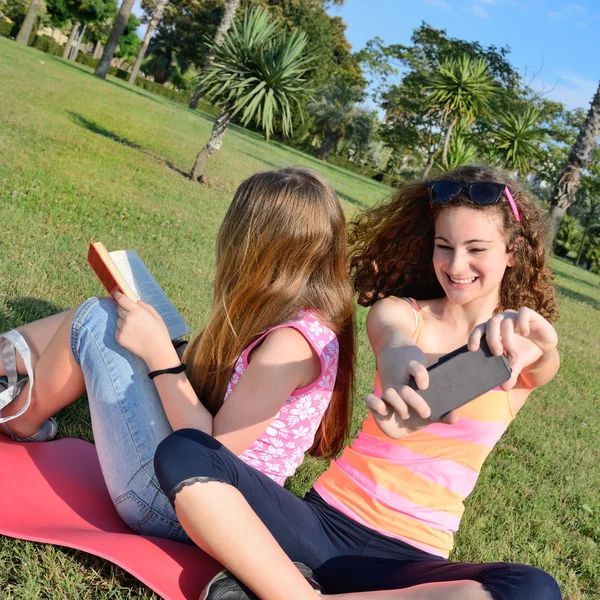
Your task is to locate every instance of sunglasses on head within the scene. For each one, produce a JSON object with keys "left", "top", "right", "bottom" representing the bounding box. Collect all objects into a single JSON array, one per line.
[{"left": 428, "top": 180, "right": 521, "bottom": 222}]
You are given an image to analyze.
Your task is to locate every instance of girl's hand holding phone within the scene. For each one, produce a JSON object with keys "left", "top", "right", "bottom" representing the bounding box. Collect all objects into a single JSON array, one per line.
[
  {"left": 365, "top": 344, "right": 459, "bottom": 439},
  {"left": 468, "top": 307, "right": 558, "bottom": 391},
  {"left": 113, "top": 292, "right": 179, "bottom": 371}
]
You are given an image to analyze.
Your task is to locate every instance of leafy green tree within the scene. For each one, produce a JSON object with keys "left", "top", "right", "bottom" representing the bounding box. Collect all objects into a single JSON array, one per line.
[
  {"left": 190, "top": 7, "right": 313, "bottom": 182},
  {"left": 489, "top": 106, "right": 545, "bottom": 176},
  {"left": 426, "top": 55, "right": 498, "bottom": 167},
  {"left": 362, "top": 24, "right": 520, "bottom": 175},
  {"left": 115, "top": 13, "right": 140, "bottom": 60},
  {"left": 548, "top": 81, "right": 600, "bottom": 246},
  {"left": 308, "top": 81, "right": 372, "bottom": 161}
]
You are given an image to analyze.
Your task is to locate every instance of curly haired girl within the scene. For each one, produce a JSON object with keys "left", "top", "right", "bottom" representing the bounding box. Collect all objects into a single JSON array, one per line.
[{"left": 154, "top": 165, "right": 562, "bottom": 600}]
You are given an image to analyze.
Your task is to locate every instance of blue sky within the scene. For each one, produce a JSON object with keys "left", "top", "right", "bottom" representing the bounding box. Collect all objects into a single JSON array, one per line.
[{"left": 327, "top": 0, "right": 598, "bottom": 110}]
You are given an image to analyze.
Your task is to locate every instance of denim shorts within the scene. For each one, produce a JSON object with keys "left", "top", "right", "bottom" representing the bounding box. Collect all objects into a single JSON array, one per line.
[{"left": 70, "top": 297, "right": 190, "bottom": 543}]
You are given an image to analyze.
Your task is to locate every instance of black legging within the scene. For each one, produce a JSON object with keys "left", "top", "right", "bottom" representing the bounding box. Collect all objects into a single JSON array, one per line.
[{"left": 154, "top": 429, "right": 562, "bottom": 600}]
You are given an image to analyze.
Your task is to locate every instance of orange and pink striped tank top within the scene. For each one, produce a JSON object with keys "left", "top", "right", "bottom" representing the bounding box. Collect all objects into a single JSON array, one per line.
[{"left": 314, "top": 298, "right": 515, "bottom": 558}]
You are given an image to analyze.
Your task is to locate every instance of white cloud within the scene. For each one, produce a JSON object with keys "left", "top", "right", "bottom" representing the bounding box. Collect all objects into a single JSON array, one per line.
[
  {"left": 425, "top": 0, "right": 453, "bottom": 10},
  {"left": 549, "top": 11, "right": 562, "bottom": 19},
  {"left": 472, "top": 3, "right": 490, "bottom": 17}
]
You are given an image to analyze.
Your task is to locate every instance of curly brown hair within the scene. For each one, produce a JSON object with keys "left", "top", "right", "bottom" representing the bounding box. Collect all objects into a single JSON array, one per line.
[{"left": 350, "top": 165, "right": 559, "bottom": 322}]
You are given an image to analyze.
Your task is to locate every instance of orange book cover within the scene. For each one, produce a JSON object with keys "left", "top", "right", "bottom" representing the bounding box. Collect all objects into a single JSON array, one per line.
[{"left": 87, "top": 242, "right": 137, "bottom": 300}]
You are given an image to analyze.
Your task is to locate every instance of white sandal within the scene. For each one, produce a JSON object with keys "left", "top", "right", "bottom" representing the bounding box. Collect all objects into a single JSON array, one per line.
[{"left": 0, "top": 329, "right": 58, "bottom": 442}]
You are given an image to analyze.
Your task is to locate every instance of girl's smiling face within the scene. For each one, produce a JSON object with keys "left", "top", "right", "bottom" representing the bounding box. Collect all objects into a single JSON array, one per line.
[{"left": 433, "top": 206, "right": 514, "bottom": 305}]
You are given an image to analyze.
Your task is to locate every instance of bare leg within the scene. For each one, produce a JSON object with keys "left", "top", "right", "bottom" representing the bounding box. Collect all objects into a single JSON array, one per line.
[
  {"left": 175, "top": 483, "right": 492, "bottom": 600},
  {"left": 1, "top": 309, "right": 85, "bottom": 439},
  {"left": 175, "top": 482, "right": 320, "bottom": 600},
  {"left": 326, "top": 581, "right": 491, "bottom": 600},
  {"left": 1, "top": 310, "right": 75, "bottom": 375}
]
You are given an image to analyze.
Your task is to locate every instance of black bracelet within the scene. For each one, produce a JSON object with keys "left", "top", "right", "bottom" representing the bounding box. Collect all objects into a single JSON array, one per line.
[{"left": 148, "top": 363, "right": 187, "bottom": 379}]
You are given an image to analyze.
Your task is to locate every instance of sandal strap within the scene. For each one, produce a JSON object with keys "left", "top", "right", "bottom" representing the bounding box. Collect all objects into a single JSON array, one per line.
[{"left": 0, "top": 330, "right": 35, "bottom": 424}]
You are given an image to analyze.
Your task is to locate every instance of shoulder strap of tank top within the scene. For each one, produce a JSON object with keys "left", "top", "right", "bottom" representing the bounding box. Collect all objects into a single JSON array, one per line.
[{"left": 401, "top": 297, "right": 423, "bottom": 342}]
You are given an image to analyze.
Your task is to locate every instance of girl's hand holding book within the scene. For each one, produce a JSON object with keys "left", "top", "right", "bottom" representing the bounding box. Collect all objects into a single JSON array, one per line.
[
  {"left": 113, "top": 291, "right": 179, "bottom": 371},
  {"left": 468, "top": 307, "right": 559, "bottom": 391}
]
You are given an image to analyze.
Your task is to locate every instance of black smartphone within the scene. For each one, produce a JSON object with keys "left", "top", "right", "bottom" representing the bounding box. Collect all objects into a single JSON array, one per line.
[{"left": 408, "top": 336, "right": 512, "bottom": 421}]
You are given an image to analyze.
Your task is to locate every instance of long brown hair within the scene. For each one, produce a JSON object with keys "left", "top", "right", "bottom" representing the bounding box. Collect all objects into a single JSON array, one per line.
[
  {"left": 350, "top": 165, "right": 559, "bottom": 321},
  {"left": 184, "top": 168, "right": 355, "bottom": 458}
]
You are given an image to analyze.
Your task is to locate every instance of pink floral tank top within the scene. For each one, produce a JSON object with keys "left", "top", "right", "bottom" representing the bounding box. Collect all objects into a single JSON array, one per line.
[{"left": 223, "top": 311, "right": 339, "bottom": 486}]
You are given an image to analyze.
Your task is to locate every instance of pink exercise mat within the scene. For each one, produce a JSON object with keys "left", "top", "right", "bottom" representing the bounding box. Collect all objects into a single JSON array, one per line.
[{"left": 0, "top": 435, "right": 221, "bottom": 600}]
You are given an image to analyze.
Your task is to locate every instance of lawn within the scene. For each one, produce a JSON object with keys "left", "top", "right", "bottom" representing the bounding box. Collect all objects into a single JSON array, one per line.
[{"left": 1, "top": 37, "right": 599, "bottom": 599}]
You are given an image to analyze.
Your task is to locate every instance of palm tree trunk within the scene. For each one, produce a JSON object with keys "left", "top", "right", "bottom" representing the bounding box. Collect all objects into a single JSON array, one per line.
[
  {"left": 441, "top": 117, "right": 457, "bottom": 167},
  {"left": 15, "top": 0, "right": 42, "bottom": 45},
  {"left": 318, "top": 131, "right": 340, "bottom": 161},
  {"left": 191, "top": 107, "right": 232, "bottom": 183},
  {"left": 548, "top": 81, "right": 600, "bottom": 247},
  {"left": 94, "top": 0, "right": 136, "bottom": 80},
  {"left": 128, "top": 0, "right": 169, "bottom": 85},
  {"left": 62, "top": 22, "right": 79, "bottom": 60},
  {"left": 189, "top": 0, "right": 240, "bottom": 110},
  {"left": 69, "top": 22, "right": 86, "bottom": 61}
]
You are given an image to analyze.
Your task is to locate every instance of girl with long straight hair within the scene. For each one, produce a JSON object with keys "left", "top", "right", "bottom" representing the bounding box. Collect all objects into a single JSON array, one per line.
[{"left": 0, "top": 168, "right": 355, "bottom": 540}]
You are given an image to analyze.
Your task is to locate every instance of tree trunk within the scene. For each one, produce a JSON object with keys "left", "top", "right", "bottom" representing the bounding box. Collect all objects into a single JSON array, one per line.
[
  {"left": 15, "top": 0, "right": 42, "bottom": 45},
  {"left": 422, "top": 150, "right": 437, "bottom": 177},
  {"left": 191, "top": 107, "right": 232, "bottom": 182},
  {"left": 318, "top": 131, "right": 340, "bottom": 161},
  {"left": 441, "top": 117, "right": 457, "bottom": 167},
  {"left": 128, "top": 0, "right": 169, "bottom": 85},
  {"left": 189, "top": 0, "right": 240, "bottom": 109},
  {"left": 69, "top": 22, "right": 86, "bottom": 61},
  {"left": 548, "top": 81, "right": 600, "bottom": 247},
  {"left": 92, "top": 40, "right": 103, "bottom": 59},
  {"left": 94, "top": 0, "right": 136, "bottom": 80},
  {"left": 62, "top": 22, "right": 78, "bottom": 60}
]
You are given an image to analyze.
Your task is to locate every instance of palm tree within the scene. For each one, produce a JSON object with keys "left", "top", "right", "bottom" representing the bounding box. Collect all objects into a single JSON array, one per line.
[
  {"left": 308, "top": 82, "right": 371, "bottom": 161},
  {"left": 15, "top": 0, "right": 42, "bottom": 45},
  {"left": 190, "top": 8, "right": 313, "bottom": 183},
  {"left": 548, "top": 81, "right": 600, "bottom": 246},
  {"left": 189, "top": 0, "right": 241, "bottom": 110},
  {"left": 128, "top": 0, "right": 169, "bottom": 85},
  {"left": 442, "top": 130, "right": 477, "bottom": 171},
  {"left": 490, "top": 107, "right": 545, "bottom": 176},
  {"left": 94, "top": 0, "right": 135, "bottom": 79},
  {"left": 426, "top": 55, "right": 499, "bottom": 166}
]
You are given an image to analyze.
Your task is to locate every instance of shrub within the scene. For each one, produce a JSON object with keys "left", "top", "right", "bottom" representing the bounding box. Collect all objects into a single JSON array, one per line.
[
  {"left": 0, "top": 19, "right": 15, "bottom": 38},
  {"left": 32, "top": 35, "right": 62, "bottom": 56},
  {"left": 76, "top": 53, "right": 99, "bottom": 68}
]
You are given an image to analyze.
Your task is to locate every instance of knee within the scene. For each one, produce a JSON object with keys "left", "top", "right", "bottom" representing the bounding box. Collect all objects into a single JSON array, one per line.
[
  {"left": 154, "top": 429, "right": 222, "bottom": 501},
  {"left": 489, "top": 564, "right": 561, "bottom": 600}
]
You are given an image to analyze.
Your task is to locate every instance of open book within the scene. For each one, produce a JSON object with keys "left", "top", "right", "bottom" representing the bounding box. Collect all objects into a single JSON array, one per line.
[{"left": 87, "top": 242, "right": 192, "bottom": 342}]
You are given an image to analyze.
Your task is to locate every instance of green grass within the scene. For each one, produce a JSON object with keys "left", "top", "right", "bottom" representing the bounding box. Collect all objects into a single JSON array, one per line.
[{"left": 1, "top": 37, "right": 599, "bottom": 599}]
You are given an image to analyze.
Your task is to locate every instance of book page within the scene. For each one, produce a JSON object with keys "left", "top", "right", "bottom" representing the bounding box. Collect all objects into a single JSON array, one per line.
[{"left": 109, "top": 250, "right": 192, "bottom": 341}]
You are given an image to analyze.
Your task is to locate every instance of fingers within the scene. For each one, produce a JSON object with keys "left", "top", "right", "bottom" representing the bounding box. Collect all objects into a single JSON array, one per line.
[
  {"left": 408, "top": 360, "right": 429, "bottom": 391},
  {"left": 440, "top": 410, "right": 459, "bottom": 425},
  {"left": 365, "top": 393, "right": 392, "bottom": 417},
  {"left": 500, "top": 317, "right": 518, "bottom": 362},
  {"left": 485, "top": 313, "right": 505, "bottom": 356},
  {"left": 138, "top": 300, "right": 161, "bottom": 319},
  {"left": 516, "top": 307, "right": 531, "bottom": 337},
  {"left": 468, "top": 324, "right": 485, "bottom": 352},
  {"left": 113, "top": 291, "right": 137, "bottom": 310}
]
